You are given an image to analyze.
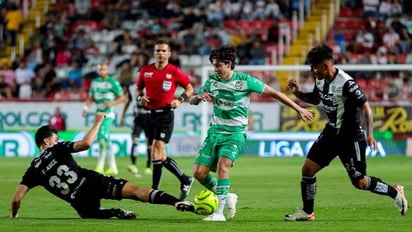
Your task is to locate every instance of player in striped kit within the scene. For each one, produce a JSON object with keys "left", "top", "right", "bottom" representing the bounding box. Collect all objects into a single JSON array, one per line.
[
  {"left": 188, "top": 45, "right": 314, "bottom": 221},
  {"left": 82, "top": 63, "right": 125, "bottom": 175}
]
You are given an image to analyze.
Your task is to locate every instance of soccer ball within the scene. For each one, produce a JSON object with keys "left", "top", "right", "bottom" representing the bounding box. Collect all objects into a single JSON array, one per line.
[{"left": 193, "top": 190, "right": 218, "bottom": 215}]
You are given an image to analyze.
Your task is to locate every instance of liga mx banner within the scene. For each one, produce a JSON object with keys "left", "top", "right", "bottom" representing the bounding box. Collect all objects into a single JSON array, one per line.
[
  {"left": 280, "top": 104, "right": 412, "bottom": 135},
  {"left": 0, "top": 131, "right": 403, "bottom": 157}
]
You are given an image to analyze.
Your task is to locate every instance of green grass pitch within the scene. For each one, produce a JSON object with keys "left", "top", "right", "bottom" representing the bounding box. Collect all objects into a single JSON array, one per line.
[{"left": 0, "top": 155, "right": 411, "bottom": 232}]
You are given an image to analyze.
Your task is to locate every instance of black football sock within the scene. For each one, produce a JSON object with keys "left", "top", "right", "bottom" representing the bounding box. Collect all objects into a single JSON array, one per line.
[
  {"left": 366, "top": 176, "right": 398, "bottom": 198},
  {"left": 163, "top": 157, "right": 189, "bottom": 183},
  {"left": 148, "top": 189, "right": 179, "bottom": 205},
  {"left": 152, "top": 160, "right": 163, "bottom": 189},
  {"left": 130, "top": 140, "right": 138, "bottom": 165},
  {"left": 146, "top": 147, "right": 152, "bottom": 168},
  {"left": 301, "top": 176, "right": 316, "bottom": 214}
]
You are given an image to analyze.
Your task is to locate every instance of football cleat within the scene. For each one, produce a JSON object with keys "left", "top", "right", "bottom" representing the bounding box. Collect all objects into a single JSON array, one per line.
[
  {"left": 175, "top": 201, "right": 195, "bottom": 213},
  {"left": 144, "top": 167, "right": 152, "bottom": 175},
  {"left": 112, "top": 208, "right": 136, "bottom": 219},
  {"left": 105, "top": 168, "right": 119, "bottom": 176},
  {"left": 226, "top": 193, "right": 238, "bottom": 220},
  {"left": 203, "top": 213, "right": 226, "bottom": 222},
  {"left": 179, "top": 177, "right": 195, "bottom": 200},
  {"left": 127, "top": 165, "right": 141, "bottom": 177},
  {"left": 394, "top": 184, "right": 408, "bottom": 215},
  {"left": 284, "top": 209, "right": 315, "bottom": 221},
  {"left": 95, "top": 167, "right": 104, "bottom": 174}
]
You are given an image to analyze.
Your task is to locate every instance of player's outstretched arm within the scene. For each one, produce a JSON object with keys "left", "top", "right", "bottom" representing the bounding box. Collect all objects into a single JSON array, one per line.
[
  {"left": 263, "top": 85, "right": 313, "bottom": 121},
  {"left": 73, "top": 112, "right": 105, "bottom": 152},
  {"left": 288, "top": 78, "right": 321, "bottom": 105}
]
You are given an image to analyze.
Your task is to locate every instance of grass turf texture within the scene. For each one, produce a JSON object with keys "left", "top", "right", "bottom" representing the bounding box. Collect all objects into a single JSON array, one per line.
[{"left": 0, "top": 155, "right": 411, "bottom": 232}]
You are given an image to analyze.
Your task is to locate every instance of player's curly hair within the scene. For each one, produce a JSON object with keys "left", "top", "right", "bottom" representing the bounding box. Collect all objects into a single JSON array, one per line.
[
  {"left": 306, "top": 43, "right": 334, "bottom": 65},
  {"left": 35, "top": 125, "right": 57, "bottom": 148},
  {"left": 209, "top": 45, "right": 236, "bottom": 70}
]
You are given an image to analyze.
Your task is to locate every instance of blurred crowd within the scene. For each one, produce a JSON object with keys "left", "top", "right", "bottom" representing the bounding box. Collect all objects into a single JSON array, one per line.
[{"left": 0, "top": 0, "right": 411, "bottom": 102}]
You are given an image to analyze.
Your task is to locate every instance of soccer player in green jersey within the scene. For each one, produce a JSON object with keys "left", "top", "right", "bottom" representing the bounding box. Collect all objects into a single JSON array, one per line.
[
  {"left": 188, "top": 45, "right": 314, "bottom": 221},
  {"left": 82, "top": 63, "right": 125, "bottom": 175}
]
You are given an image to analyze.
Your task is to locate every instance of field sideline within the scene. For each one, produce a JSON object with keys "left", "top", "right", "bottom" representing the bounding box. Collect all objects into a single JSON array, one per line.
[{"left": 0, "top": 155, "right": 411, "bottom": 232}]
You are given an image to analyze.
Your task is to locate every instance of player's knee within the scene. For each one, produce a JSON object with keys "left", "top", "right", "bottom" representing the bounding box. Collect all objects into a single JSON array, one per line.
[
  {"left": 193, "top": 168, "right": 207, "bottom": 180},
  {"left": 351, "top": 178, "right": 366, "bottom": 190}
]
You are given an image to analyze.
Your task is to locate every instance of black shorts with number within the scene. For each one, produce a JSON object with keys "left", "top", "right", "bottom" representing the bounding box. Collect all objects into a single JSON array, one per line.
[
  {"left": 307, "top": 124, "right": 367, "bottom": 182},
  {"left": 70, "top": 170, "right": 127, "bottom": 218},
  {"left": 146, "top": 108, "right": 174, "bottom": 144}
]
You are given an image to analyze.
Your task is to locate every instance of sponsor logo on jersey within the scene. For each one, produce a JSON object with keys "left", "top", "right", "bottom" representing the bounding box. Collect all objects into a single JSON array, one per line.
[
  {"left": 166, "top": 74, "right": 172, "bottom": 79},
  {"left": 144, "top": 72, "right": 153, "bottom": 78}
]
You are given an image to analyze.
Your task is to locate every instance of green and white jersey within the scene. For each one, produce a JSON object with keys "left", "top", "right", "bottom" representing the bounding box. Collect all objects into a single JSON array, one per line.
[
  {"left": 89, "top": 76, "right": 123, "bottom": 113},
  {"left": 199, "top": 72, "right": 265, "bottom": 133}
]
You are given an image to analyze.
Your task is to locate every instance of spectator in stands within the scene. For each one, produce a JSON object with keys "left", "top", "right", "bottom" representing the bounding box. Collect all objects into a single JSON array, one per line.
[
  {"left": 15, "top": 61, "right": 35, "bottom": 98},
  {"left": 4, "top": 2, "right": 23, "bottom": 47},
  {"left": 248, "top": 39, "right": 266, "bottom": 65},
  {"left": 70, "top": 28, "right": 92, "bottom": 51},
  {"left": 42, "top": 27, "right": 62, "bottom": 65},
  {"left": 31, "top": 75, "right": 46, "bottom": 99},
  {"left": 265, "top": 0, "right": 283, "bottom": 19},
  {"left": 0, "top": 74, "right": 12, "bottom": 98},
  {"left": 332, "top": 27, "right": 347, "bottom": 53},
  {"left": 55, "top": 45, "right": 72, "bottom": 67},
  {"left": 25, "top": 40, "right": 44, "bottom": 71},
  {"left": 250, "top": 0, "right": 266, "bottom": 20},
  {"left": 378, "top": 0, "right": 392, "bottom": 21},
  {"left": 49, "top": 106, "right": 66, "bottom": 131},
  {"left": 390, "top": 14, "right": 407, "bottom": 34},
  {"left": 372, "top": 49, "right": 388, "bottom": 65},
  {"left": 390, "top": 0, "right": 403, "bottom": 17},
  {"left": 41, "top": 62, "right": 62, "bottom": 98},
  {"left": 169, "top": 50, "right": 181, "bottom": 67},
  {"left": 0, "top": 61, "right": 15, "bottom": 92},
  {"left": 267, "top": 17, "right": 280, "bottom": 43},
  {"left": 382, "top": 26, "right": 401, "bottom": 54},
  {"left": 353, "top": 28, "right": 375, "bottom": 53},
  {"left": 198, "top": 25, "right": 221, "bottom": 56},
  {"left": 224, "top": 0, "right": 242, "bottom": 20},
  {"left": 361, "top": 0, "right": 379, "bottom": 19},
  {"left": 120, "top": 36, "right": 138, "bottom": 55},
  {"left": 207, "top": 0, "right": 225, "bottom": 26},
  {"left": 179, "top": 27, "right": 200, "bottom": 55},
  {"left": 74, "top": 0, "right": 90, "bottom": 17},
  {"left": 398, "top": 27, "right": 412, "bottom": 53},
  {"left": 67, "top": 60, "right": 83, "bottom": 89},
  {"left": 399, "top": 77, "right": 412, "bottom": 101}
]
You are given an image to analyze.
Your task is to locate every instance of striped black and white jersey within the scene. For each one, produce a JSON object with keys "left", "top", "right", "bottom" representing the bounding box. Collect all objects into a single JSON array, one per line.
[{"left": 313, "top": 68, "right": 368, "bottom": 138}]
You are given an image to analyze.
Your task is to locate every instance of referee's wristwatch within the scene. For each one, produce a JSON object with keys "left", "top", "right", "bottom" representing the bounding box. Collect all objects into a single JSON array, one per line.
[{"left": 136, "top": 95, "right": 142, "bottom": 102}]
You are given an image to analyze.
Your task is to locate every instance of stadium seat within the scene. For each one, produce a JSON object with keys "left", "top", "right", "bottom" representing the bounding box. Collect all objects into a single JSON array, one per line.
[
  {"left": 224, "top": 19, "right": 237, "bottom": 28},
  {"left": 339, "top": 7, "right": 352, "bottom": 17}
]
